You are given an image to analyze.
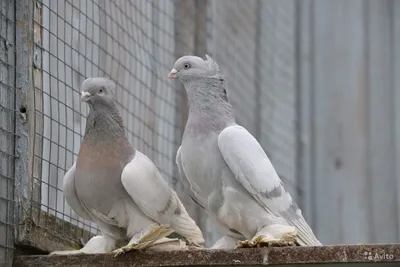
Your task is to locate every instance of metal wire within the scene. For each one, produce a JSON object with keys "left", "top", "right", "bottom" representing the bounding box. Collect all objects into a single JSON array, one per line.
[
  {"left": 207, "top": 0, "right": 300, "bottom": 197},
  {"left": 10, "top": 0, "right": 304, "bottom": 251},
  {"left": 30, "top": 0, "right": 183, "bottom": 244},
  {"left": 0, "top": 0, "right": 16, "bottom": 266}
]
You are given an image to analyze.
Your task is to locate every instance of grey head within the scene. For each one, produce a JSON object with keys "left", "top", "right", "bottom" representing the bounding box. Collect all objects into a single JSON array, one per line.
[
  {"left": 168, "top": 55, "right": 222, "bottom": 82},
  {"left": 169, "top": 55, "right": 235, "bottom": 131},
  {"left": 80, "top": 77, "right": 126, "bottom": 138},
  {"left": 81, "top": 77, "right": 117, "bottom": 110},
  {"left": 168, "top": 55, "right": 229, "bottom": 101}
]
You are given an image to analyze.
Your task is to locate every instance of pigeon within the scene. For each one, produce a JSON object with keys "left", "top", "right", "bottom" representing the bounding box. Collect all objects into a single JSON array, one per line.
[
  {"left": 50, "top": 77, "right": 204, "bottom": 256},
  {"left": 168, "top": 55, "right": 321, "bottom": 249}
]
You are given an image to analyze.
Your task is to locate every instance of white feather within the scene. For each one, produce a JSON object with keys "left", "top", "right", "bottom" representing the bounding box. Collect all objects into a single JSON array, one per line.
[
  {"left": 218, "top": 125, "right": 321, "bottom": 246},
  {"left": 121, "top": 151, "right": 204, "bottom": 245},
  {"left": 204, "top": 54, "right": 221, "bottom": 75},
  {"left": 63, "top": 162, "right": 91, "bottom": 220},
  {"left": 121, "top": 151, "right": 176, "bottom": 223}
]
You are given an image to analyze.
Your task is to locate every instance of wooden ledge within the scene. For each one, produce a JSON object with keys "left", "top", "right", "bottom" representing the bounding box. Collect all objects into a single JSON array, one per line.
[{"left": 13, "top": 244, "right": 400, "bottom": 267}]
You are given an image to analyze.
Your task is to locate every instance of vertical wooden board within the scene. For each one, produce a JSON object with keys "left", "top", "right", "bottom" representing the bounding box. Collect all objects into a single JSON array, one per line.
[
  {"left": 258, "top": 0, "right": 298, "bottom": 202},
  {"left": 296, "top": 0, "right": 314, "bottom": 224},
  {"left": 394, "top": 0, "right": 400, "bottom": 240},
  {"left": 366, "top": 0, "right": 398, "bottom": 242},
  {"left": 312, "top": 0, "right": 370, "bottom": 244},
  {"left": 208, "top": 0, "right": 258, "bottom": 136}
]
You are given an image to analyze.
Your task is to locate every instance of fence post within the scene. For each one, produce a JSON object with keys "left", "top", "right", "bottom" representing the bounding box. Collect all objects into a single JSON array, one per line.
[
  {"left": 14, "top": 0, "right": 35, "bottom": 245},
  {"left": 173, "top": 0, "right": 212, "bottom": 245}
]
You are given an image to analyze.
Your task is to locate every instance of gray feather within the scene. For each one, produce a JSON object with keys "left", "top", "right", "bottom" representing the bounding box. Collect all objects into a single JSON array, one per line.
[
  {"left": 172, "top": 55, "right": 321, "bottom": 246},
  {"left": 63, "top": 77, "right": 204, "bottom": 246}
]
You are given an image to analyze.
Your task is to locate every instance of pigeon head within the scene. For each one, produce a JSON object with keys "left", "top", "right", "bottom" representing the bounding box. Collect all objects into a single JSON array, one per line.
[
  {"left": 168, "top": 55, "right": 221, "bottom": 82},
  {"left": 81, "top": 77, "right": 116, "bottom": 108},
  {"left": 80, "top": 77, "right": 126, "bottom": 140},
  {"left": 169, "top": 55, "right": 235, "bottom": 130}
]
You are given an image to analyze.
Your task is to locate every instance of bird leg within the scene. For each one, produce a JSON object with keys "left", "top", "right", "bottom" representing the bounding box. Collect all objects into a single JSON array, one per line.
[
  {"left": 50, "top": 235, "right": 117, "bottom": 255},
  {"left": 236, "top": 224, "right": 298, "bottom": 248},
  {"left": 113, "top": 224, "right": 175, "bottom": 256}
]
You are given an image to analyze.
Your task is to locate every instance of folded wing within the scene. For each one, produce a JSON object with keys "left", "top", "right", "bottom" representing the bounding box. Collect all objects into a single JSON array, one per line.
[
  {"left": 218, "top": 125, "right": 321, "bottom": 246},
  {"left": 121, "top": 151, "right": 204, "bottom": 245}
]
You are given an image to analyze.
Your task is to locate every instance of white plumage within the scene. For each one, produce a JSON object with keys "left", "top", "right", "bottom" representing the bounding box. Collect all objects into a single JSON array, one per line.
[
  {"left": 50, "top": 77, "right": 204, "bottom": 256},
  {"left": 170, "top": 55, "right": 321, "bottom": 248}
]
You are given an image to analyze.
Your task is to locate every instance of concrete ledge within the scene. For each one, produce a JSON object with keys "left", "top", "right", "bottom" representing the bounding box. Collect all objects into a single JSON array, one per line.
[{"left": 13, "top": 244, "right": 400, "bottom": 267}]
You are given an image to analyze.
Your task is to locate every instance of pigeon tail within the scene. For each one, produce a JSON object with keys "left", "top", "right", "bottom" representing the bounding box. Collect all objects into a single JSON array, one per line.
[{"left": 291, "top": 216, "right": 322, "bottom": 246}]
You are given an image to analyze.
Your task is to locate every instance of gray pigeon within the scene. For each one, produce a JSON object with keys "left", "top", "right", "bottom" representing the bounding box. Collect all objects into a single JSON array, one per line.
[
  {"left": 169, "top": 55, "right": 321, "bottom": 249},
  {"left": 50, "top": 77, "right": 204, "bottom": 256}
]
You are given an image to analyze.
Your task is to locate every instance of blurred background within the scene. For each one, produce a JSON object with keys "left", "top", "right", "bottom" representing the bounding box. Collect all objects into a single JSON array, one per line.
[{"left": 1, "top": 0, "right": 400, "bottom": 266}]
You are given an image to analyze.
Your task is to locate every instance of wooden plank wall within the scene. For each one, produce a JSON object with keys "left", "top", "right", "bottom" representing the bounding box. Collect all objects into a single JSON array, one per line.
[{"left": 298, "top": 0, "right": 400, "bottom": 244}]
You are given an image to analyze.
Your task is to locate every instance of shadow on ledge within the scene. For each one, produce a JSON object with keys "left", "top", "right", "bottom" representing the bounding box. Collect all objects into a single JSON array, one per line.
[{"left": 13, "top": 244, "right": 400, "bottom": 267}]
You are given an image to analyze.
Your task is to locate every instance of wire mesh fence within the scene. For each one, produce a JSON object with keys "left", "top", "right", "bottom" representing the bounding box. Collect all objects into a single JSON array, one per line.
[
  {"left": 5, "top": 0, "right": 301, "bottom": 260},
  {"left": 31, "top": 0, "right": 184, "bottom": 246},
  {"left": 0, "top": 0, "right": 16, "bottom": 265},
  {"left": 3, "top": 2, "right": 400, "bottom": 262},
  {"left": 207, "top": 0, "right": 299, "bottom": 198}
]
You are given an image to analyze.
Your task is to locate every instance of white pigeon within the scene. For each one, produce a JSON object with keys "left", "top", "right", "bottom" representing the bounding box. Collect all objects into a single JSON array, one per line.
[
  {"left": 50, "top": 77, "right": 204, "bottom": 256},
  {"left": 168, "top": 55, "right": 321, "bottom": 249}
]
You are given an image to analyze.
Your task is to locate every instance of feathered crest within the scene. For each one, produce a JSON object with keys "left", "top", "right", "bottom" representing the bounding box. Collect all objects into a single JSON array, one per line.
[
  {"left": 106, "top": 79, "right": 116, "bottom": 95},
  {"left": 204, "top": 54, "right": 221, "bottom": 76}
]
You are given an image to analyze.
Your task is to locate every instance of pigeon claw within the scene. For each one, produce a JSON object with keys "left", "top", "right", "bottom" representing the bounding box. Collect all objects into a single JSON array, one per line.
[
  {"left": 112, "top": 243, "right": 140, "bottom": 257},
  {"left": 112, "top": 224, "right": 175, "bottom": 257},
  {"left": 236, "top": 232, "right": 298, "bottom": 248}
]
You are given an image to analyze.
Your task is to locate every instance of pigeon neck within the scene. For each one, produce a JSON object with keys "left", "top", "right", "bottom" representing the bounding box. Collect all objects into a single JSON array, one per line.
[
  {"left": 84, "top": 104, "right": 127, "bottom": 145},
  {"left": 184, "top": 79, "right": 236, "bottom": 132}
]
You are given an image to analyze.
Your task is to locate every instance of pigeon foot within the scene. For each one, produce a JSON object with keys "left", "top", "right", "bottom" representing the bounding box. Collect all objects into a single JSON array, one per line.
[
  {"left": 236, "top": 224, "right": 298, "bottom": 248},
  {"left": 236, "top": 232, "right": 297, "bottom": 248},
  {"left": 113, "top": 224, "right": 175, "bottom": 257}
]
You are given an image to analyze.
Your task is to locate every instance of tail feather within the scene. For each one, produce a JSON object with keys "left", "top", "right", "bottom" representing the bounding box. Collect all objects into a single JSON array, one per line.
[
  {"left": 169, "top": 192, "right": 205, "bottom": 246},
  {"left": 291, "top": 217, "right": 322, "bottom": 246}
]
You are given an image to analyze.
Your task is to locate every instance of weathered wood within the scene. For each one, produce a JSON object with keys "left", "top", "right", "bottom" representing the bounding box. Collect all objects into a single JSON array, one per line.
[
  {"left": 296, "top": 0, "right": 314, "bottom": 226},
  {"left": 17, "top": 208, "right": 95, "bottom": 253},
  {"left": 13, "top": 244, "right": 400, "bottom": 267},
  {"left": 299, "top": 0, "right": 400, "bottom": 245},
  {"left": 257, "top": 0, "right": 298, "bottom": 199},
  {"left": 394, "top": 0, "right": 400, "bottom": 241},
  {"left": 14, "top": 0, "right": 35, "bottom": 245},
  {"left": 310, "top": 0, "right": 371, "bottom": 244},
  {"left": 365, "top": 0, "right": 398, "bottom": 242}
]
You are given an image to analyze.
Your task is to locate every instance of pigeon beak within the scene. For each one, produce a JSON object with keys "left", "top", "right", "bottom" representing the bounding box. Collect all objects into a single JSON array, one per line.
[
  {"left": 168, "top": 68, "right": 178, "bottom": 79},
  {"left": 81, "top": 91, "right": 92, "bottom": 102}
]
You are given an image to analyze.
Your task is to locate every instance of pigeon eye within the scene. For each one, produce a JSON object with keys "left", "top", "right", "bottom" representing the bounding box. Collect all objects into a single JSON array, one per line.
[
  {"left": 99, "top": 88, "right": 104, "bottom": 93},
  {"left": 184, "top": 63, "right": 191, "bottom": 69}
]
